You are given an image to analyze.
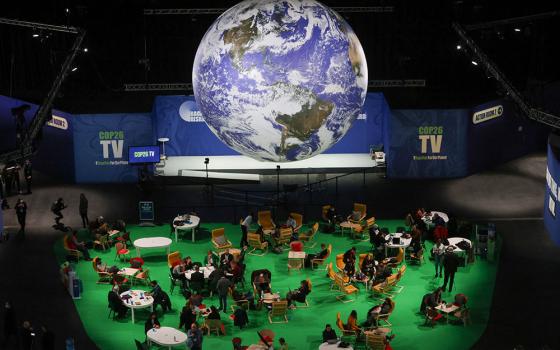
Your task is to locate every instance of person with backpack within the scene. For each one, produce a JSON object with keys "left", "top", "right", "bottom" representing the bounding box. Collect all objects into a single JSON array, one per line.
[{"left": 51, "top": 198, "right": 67, "bottom": 227}]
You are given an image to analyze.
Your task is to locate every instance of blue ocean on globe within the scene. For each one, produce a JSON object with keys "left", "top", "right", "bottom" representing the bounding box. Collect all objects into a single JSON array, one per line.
[{"left": 193, "top": 0, "right": 368, "bottom": 162}]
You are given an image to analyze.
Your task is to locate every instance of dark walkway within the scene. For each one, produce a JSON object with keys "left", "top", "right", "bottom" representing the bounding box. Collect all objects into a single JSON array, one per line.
[{"left": 0, "top": 153, "right": 557, "bottom": 349}]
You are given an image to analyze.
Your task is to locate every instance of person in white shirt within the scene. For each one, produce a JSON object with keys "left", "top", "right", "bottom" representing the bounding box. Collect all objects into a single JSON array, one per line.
[
  {"left": 432, "top": 238, "right": 445, "bottom": 278},
  {"left": 240, "top": 212, "right": 253, "bottom": 247}
]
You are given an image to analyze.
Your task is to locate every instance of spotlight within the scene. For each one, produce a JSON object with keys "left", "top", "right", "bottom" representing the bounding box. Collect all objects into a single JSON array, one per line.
[
  {"left": 456, "top": 44, "right": 461, "bottom": 50},
  {"left": 32, "top": 33, "right": 39, "bottom": 38},
  {"left": 514, "top": 28, "right": 521, "bottom": 32},
  {"left": 65, "top": 8, "right": 70, "bottom": 13},
  {"left": 71, "top": 67, "right": 78, "bottom": 72},
  {"left": 83, "top": 48, "right": 88, "bottom": 52},
  {"left": 471, "top": 61, "right": 478, "bottom": 66}
]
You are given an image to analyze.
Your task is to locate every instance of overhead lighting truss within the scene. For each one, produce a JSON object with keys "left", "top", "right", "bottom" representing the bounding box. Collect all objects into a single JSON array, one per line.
[{"left": 143, "top": 7, "right": 394, "bottom": 15}]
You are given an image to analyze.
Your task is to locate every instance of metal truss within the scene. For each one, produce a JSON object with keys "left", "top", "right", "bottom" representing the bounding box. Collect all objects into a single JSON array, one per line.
[
  {"left": 0, "top": 17, "right": 79, "bottom": 33},
  {"left": 453, "top": 22, "right": 560, "bottom": 129},
  {"left": 143, "top": 6, "right": 394, "bottom": 15},
  {"left": 464, "top": 11, "right": 559, "bottom": 31}
]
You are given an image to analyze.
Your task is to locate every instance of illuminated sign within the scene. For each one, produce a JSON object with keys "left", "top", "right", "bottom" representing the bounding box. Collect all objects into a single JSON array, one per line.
[{"left": 473, "top": 105, "right": 503, "bottom": 124}]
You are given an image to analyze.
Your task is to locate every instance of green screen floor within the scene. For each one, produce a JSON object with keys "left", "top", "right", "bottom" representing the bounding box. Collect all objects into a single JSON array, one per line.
[{"left": 54, "top": 220, "right": 499, "bottom": 350}]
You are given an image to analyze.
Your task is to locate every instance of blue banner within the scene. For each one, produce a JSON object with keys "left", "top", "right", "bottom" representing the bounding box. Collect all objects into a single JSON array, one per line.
[
  {"left": 153, "top": 93, "right": 390, "bottom": 157},
  {"left": 0, "top": 95, "right": 74, "bottom": 181},
  {"left": 73, "top": 113, "right": 153, "bottom": 183},
  {"left": 545, "top": 134, "right": 560, "bottom": 245},
  {"left": 468, "top": 99, "right": 548, "bottom": 173},
  {"left": 387, "top": 109, "right": 469, "bottom": 178}
]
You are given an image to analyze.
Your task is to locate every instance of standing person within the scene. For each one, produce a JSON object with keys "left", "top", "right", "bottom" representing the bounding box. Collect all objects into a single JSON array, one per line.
[
  {"left": 51, "top": 198, "right": 67, "bottom": 227},
  {"left": 79, "top": 194, "right": 89, "bottom": 229},
  {"left": 2, "top": 301, "right": 17, "bottom": 347},
  {"left": 216, "top": 275, "right": 232, "bottom": 313},
  {"left": 186, "top": 323, "right": 203, "bottom": 350},
  {"left": 23, "top": 160, "right": 32, "bottom": 194},
  {"left": 41, "top": 325, "right": 54, "bottom": 350},
  {"left": 432, "top": 238, "right": 445, "bottom": 278},
  {"left": 442, "top": 247, "right": 460, "bottom": 292},
  {"left": 15, "top": 198, "right": 27, "bottom": 235},
  {"left": 240, "top": 212, "right": 253, "bottom": 247},
  {"left": 20, "top": 321, "right": 34, "bottom": 350}
]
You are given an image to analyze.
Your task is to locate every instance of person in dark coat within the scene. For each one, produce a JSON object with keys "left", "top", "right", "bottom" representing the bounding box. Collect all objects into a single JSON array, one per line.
[
  {"left": 40, "top": 325, "right": 54, "bottom": 350},
  {"left": 2, "top": 302, "right": 17, "bottom": 347},
  {"left": 216, "top": 275, "right": 232, "bottom": 312},
  {"left": 51, "top": 198, "right": 67, "bottom": 226},
  {"left": 442, "top": 249, "right": 460, "bottom": 292},
  {"left": 233, "top": 306, "right": 249, "bottom": 329},
  {"left": 20, "top": 321, "right": 34, "bottom": 350},
  {"left": 179, "top": 302, "right": 197, "bottom": 331},
  {"left": 207, "top": 306, "right": 221, "bottom": 320},
  {"left": 189, "top": 265, "right": 205, "bottom": 292},
  {"left": 286, "top": 280, "right": 310, "bottom": 307},
  {"left": 108, "top": 290, "right": 128, "bottom": 318},
  {"left": 322, "top": 324, "right": 337, "bottom": 343},
  {"left": 23, "top": 160, "right": 32, "bottom": 194},
  {"left": 144, "top": 312, "right": 161, "bottom": 334},
  {"left": 15, "top": 198, "right": 27, "bottom": 235},
  {"left": 79, "top": 194, "right": 89, "bottom": 228}
]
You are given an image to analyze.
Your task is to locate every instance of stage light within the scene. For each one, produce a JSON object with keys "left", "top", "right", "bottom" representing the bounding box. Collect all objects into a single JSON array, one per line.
[
  {"left": 514, "top": 28, "right": 521, "bottom": 32},
  {"left": 471, "top": 60, "right": 478, "bottom": 66},
  {"left": 71, "top": 67, "right": 78, "bottom": 72},
  {"left": 65, "top": 8, "right": 69, "bottom": 13},
  {"left": 456, "top": 44, "right": 461, "bottom": 50},
  {"left": 32, "top": 33, "right": 39, "bottom": 38},
  {"left": 83, "top": 48, "right": 88, "bottom": 52}
]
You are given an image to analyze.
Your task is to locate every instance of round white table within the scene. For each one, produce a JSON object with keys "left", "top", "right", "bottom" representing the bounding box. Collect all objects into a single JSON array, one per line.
[
  {"left": 120, "top": 289, "right": 153, "bottom": 323},
  {"left": 173, "top": 215, "right": 200, "bottom": 242},
  {"left": 319, "top": 342, "right": 353, "bottom": 350},
  {"left": 146, "top": 326, "right": 188, "bottom": 349},
  {"left": 184, "top": 266, "right": 215, "bottom": 280},
  {"left": 422, "top": 211, "right": 449, "bottom": 227},
  {"left": 384, "top": 232, "right": 412, "bottom": 256},
  {"left": 446, "top": 237, "right": 472, "bottom": 254},
  {"left": 134, "top": 237, "right": 172, "bottom": 257}
]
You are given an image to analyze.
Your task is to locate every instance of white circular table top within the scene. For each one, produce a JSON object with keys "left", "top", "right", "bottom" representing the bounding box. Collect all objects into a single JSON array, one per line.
[
  {"left": 423, "top": 211, "right": 449, "bottom": 223},
  {"left": 134, "top": 237, "right": 172, "bottom": 249},
  {"left": 384, "top": 232, "right": 412, "bottom": 248},
  {"left": 262, "top": 293, "right": 280, "bottom": 303},
  {"left": 446, "top": 237, "right": 472, "bottom": 253},
  {"left": 319, "top": 342, "right": 353, "bottom": 350},
  {"left": 185, "top": 266, "right": 215, "bottom": 280},
  {"left": 339, "top": 221, "right": 361, "bottom": 229},
  {"left": 146, "top": 326, "right": 187, "bottom": 346},
  {"left": 120, "top": 290, "right": 153, "bottom": 309},
  {"left": 173, "top": 215, "right": 200, "bottom": 230}
]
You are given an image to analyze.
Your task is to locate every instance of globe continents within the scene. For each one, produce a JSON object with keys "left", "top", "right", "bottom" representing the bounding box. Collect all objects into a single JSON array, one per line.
[{"left": 193, "top": 0, "right": 368, "bottom": 162}]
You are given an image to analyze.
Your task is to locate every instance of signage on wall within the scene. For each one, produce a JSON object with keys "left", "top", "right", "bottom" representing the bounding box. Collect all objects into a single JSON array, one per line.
[
  {"left": 546, "top": 167, "right": 559, "bottom": 217},
  {"left": 414, "top": 126, "right": 447, "bottom": 161},
  {"left": 46, "top": 114, "right": 69, "bottom": 130},
  {"left": 472, "top": 105, "right": 503, "bottom": 124},
  {"left": 179, "top": 100, "right": 205, "bottom": 123},
  {"left": 97, "top": 131, "right": 127, "bottom": 166}
]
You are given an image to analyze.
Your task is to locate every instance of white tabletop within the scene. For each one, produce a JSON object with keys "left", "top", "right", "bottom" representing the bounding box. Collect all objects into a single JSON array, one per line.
[
  {"left": 134, "top": 237, "right": 172, "bottom": 249},
  {"left": 120, "top": 290, "right": 153, "bottom": 309},
  {"left": 185, "top": 266, "right": 215, "bottom": 280},
  {"left": 340, "top": 221, "right": 361, "bottom": 229},
  {"left": 435, "top": 303, "right": 459, "bottom": 314},
  {"left": 262, "top": 293, "right": 280, "bottom": 303},
  {"left": 173, "top": 215, "right": 200, "bottom": 230},
  {"left": 118, "top": 268, "right": 139, "bottom": 276},
  {"left": 288, "top": 251, "right": 306, "bottom": 259},
  {"left": 147, "top": 326, "right": 188, "bottom": 347},
  {"left": 319, "top": 342, "right": 353, "bottom": 350},
  {"left": 446, "top": 237, "right": 472, "bottom": 253},
  {"left": 423, "top": 211, "right": 449, "bottom": 223},
  {"left": 384, "top": 232, "right": 412, "bottom": 249}
]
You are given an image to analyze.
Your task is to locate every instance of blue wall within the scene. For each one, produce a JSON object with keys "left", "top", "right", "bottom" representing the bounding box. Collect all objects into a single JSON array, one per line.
[
  {"left": 73, "top": 113, "right": 153, "bottom": 183},
  {"left": 0, "top": 95, "right": 75, "bottom": 181},
  {"left": 387, "top": 109, "right": 469, "bottom": 178},
  {"left": 544, "top": 134, "right": 560, "bottom": 245}
]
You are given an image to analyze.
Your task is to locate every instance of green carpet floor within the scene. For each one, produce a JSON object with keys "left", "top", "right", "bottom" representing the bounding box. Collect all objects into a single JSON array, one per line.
[{"left": 54, "top": 220, "right": 499, "bottom": 350}]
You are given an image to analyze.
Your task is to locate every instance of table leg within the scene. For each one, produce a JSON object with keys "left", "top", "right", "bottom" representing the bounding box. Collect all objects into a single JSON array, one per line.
[
  {"left": 167, "top": 247, "right": 170, "bottom": 256},
  {"left": 192, "top": 227, "right": 195, "bottom": 243},
  {"left": 131, "top": 308, "right": 135, "bottom": 323},
  {"left": 384, "top": 245, "right": 387, "bottom": 257},
  {"left": 175, "top": 230, "right": 178, "bottom": 243},
  {"left": 136, "top": 247, "right": 140, "bottom": 257}
]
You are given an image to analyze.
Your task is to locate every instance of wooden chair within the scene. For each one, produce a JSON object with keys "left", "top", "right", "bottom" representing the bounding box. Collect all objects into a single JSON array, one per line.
[
  {"left": 63, "top": 235, "right": 82, "bottom": 260},
  {"left": 333, "top": 273, "right": 358, "bottom": 303},
  {"left": 268, "top": 300, "right": 288, "bottom": 323},
  {"left": 204, "top": 319, "right": 224, "bottom": 335},
  {"left": 287, "top": 257, "right": 303, "bottom": 273},
  {"left": 296, "top": 279, "right": 312, "bottom": 308},
  {"left": 374, "top": 300, "right": 395, "bottom": 327},
  {"left": 92, "top": 257, "right": 112, "bottom": 284},
  {"left": 390, "top": 265, "right": 406, "bottom": 295},
  {"left": 247, "top": 233, "right": 268, "bottom": 256},
  {"left": 169, "top": 273, "right": 182, "bottom": 295},
  {"left": 211, "top": 228, "right": 232, "bottom": 251},
  {"left": 117, "top": 231, "right": 132, "bottom": 246},
  {"left": 289, "top": 212, "right": 303, "bottom": 233},
  {"left": 311, "top": 244, "right": 331, "bottom": 269},
  {"left": 406, "top": 248, "right": 425, "bottom": 265},
  {"left": 335, "top": 253, "right": 345, "bottom": 272},
  {"left": 299, "top": 222, "right": 318, "bottom": 248},
  {"left": 132, "top": 269, "right": 151, "bottom": 286},
  {"left": 167, "top": 251, "right": 182, "bottom": 269},
  {"left": 353, "top": 217, "right": 375, "bottom": 241},
  {"left": 336, "top": 312, "right": 358, "bottom": 343},
  {"left": 93, "top": 235, "right": 109, "bottom": 251},
  {"left": 114, "top": 242, "right": 130, "bottom": 262},
  {"left": 258, "top": 210, "right": 276, "bottom": 233},
  {"left": 371, "top": 274, "right": 397, "bottom": 299},
  {"left": 388, "top": 248, "right": 404, "bottom": 268},
  {"left": 424, "top": 306, "right": 444, "bottom": 327},
  {"left": 348, "top": 203, "right": 367, "bottom": 224},
  {"left": 453, "top": 306, "right": 471, "bottom": 326},
  {"left": 365, "top": 332, "right": 386, "bottom": 350},
  {"left": 272, "top": 227, "right": 292, "bottom": 246}
]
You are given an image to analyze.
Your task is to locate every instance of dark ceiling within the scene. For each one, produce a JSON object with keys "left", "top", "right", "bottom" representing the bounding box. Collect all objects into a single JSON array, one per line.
[{"left": 1, "top": 0, "right": 559, "bottom": 113}]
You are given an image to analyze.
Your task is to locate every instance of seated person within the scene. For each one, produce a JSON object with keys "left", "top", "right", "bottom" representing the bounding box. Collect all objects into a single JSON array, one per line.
[
  {"left": 231, "top": 285, "right": 255, "bottom": 310},
  {"left": 345, "top": 310, "right": 361, "bottom": 335},
  {"left": 372, "top": 262, "right": 391, "bottom": 285},
  {"left": 204, "top": 250, "right": 217, "bottom": 267},
  {"left": 207, "top": 306, "right": 221, "bottom": 320},
  {"left": 415, "top": 207, "right": 426, "bottom": 221},
  {"left": 253, "top": 273, "right": 271, "bottom": 296},
  {"left": 67, "top": 230, "right": 91, "bottom": 261},
  {"left": 189, "top": 265, "right": 205, "bottom": 292},
  {"left": 453, "top": 293, "right": 468, "bottom": 307},
  {"left": 148, "top": 280, "right": 172, "bottom": 312},
  {"left": 360, "top": 253, "right": 377, "bottom": 279},
  {"left": 172, "top": 261, "right": 188, "bottom": 287},
  {"left": 230, "top": 261, "right": 243, "bottom": 284},
  {"left": 343, "top": 247, "right": 356, "bottom": 265},
  {"left": 189, "top": 291, "right": 203, "bottom": 308},
  {"left": 364, "top": 298, "right": 394, "bottom": 327},
  {"left": 304, "top": 243, "right": 329, "bottom": 267},
  {"left": 179, "top": 302, "right": 197, "bottom": 331},
  {"left": 144, "top": 312, "right": 160, "bottom": 334},
  {"left": 322, "top": 324, "right": 337, "bottom": 343},
  {"left": 432, "top": 213, "right": 445, "bottom": 227},
  {"left": 183, "top": 256, "right": 194, "bottom": 270},
  {"left": 344, "top": 260, "right": 356, "bottom": 277},
  {"left": 420, "top": 287, "right": 443, "bottom": 313},
  {"left": 107, "top": 290, "right": 128, "bottom": 318},
  {"left": 220, "top": 249, "right": 234, "bottom": 268},
  {"left": 285, "top": 214, "right": 297, "bottom": 232},
  {"left": 286, "top": 280, "right": 310, "bottom": 308},
  {"left": 95, "top": 257, "right": 107, "bottom": 272}
]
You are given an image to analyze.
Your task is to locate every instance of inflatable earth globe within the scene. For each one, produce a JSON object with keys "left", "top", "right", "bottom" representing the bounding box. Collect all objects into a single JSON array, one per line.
[{"left": 193, "top": 0, "right": 368, "bottom": 162}]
